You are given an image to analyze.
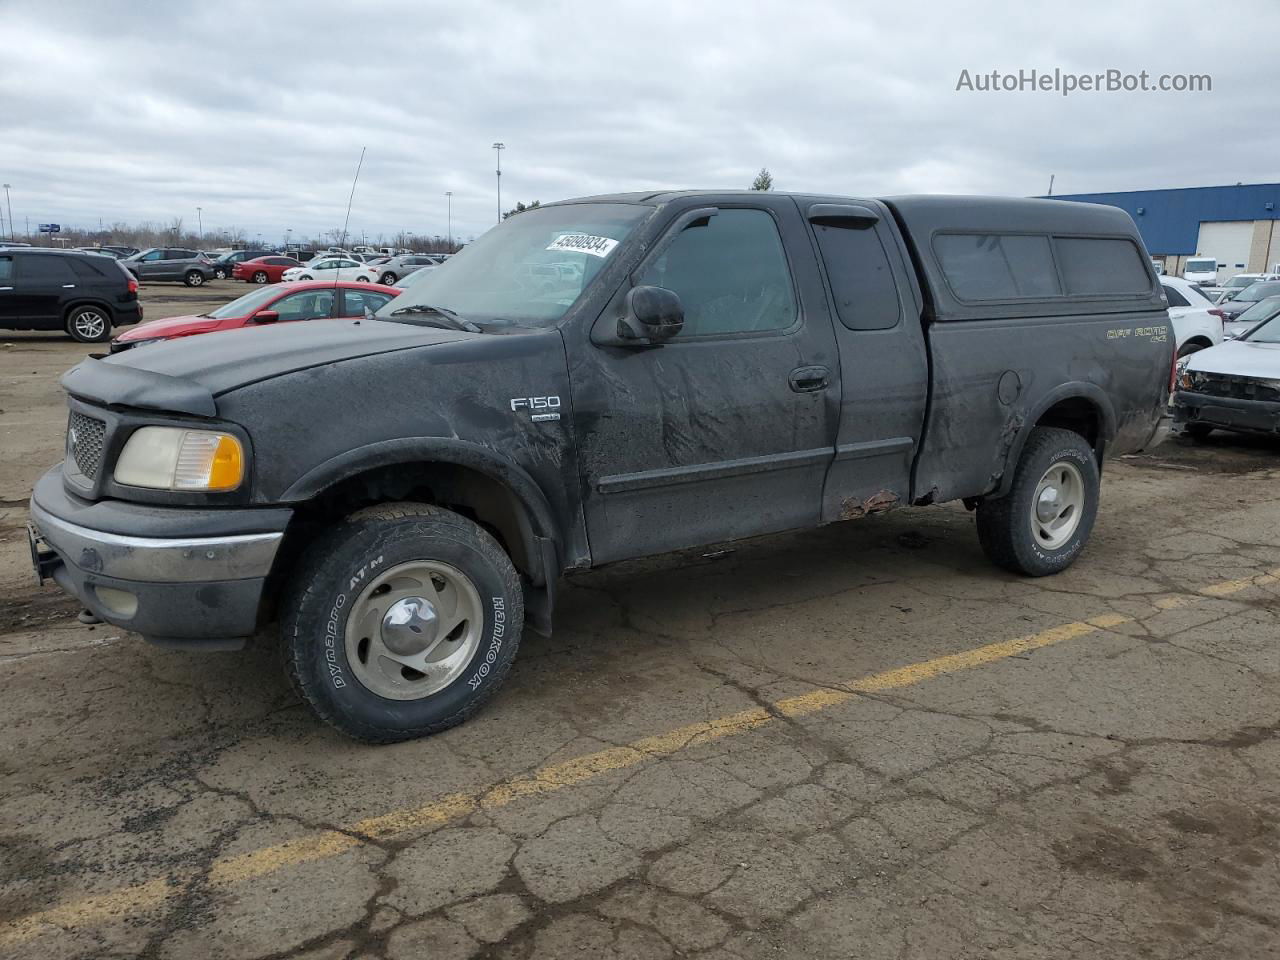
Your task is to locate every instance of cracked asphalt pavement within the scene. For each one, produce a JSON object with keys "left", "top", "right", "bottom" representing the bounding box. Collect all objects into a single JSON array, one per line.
[{"left": 1, "top": 286, "right": 1277, "bottom": 959}]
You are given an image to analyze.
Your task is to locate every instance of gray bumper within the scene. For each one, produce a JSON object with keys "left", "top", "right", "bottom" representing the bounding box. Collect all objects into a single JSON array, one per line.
[{"left": 29, "top": 466, "right": 292, "bottom": 648}]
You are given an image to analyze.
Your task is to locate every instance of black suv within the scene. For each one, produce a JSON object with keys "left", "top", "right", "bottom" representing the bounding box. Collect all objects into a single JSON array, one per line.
[
  {"left": 120, "top": 248, "right": 216, "bottom": 286},
  {"left": 209, "top": 249, "right": 274, "bottom": 280},
  {"left": 0, "top": 249, "right": 141, "bottom": 342}
]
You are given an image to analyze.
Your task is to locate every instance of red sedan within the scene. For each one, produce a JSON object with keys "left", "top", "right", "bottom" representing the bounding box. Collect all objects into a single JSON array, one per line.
[
  {"left": 231, "top": 255, "right": 302, "bottom": 284},
  {"left": 110, "top": 280, "right": 400, "bottom": 351}
]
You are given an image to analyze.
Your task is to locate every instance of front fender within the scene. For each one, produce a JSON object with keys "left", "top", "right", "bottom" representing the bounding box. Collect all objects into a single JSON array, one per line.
[{"left": 280, "top": 436, "right": 560, "bottom": 545}]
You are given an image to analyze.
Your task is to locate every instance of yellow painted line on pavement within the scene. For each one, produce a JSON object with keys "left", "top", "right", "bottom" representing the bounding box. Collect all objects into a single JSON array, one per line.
[{"left": 4, "top": 567, "right": 1277, "bottom": 946}]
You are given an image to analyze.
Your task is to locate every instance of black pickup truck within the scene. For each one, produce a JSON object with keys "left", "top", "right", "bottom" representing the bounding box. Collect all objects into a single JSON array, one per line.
[{"left": 28, "top": 191, "right": 1173, "bottom": 741}]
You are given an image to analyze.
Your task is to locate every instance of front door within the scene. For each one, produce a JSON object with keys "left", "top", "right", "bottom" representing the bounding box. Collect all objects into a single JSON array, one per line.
[
  {"left": 14, "top": 254, "right": 77, "bottom": 328},
  {"left": 568, "top": 198, "right": 841, "bottom": 565}
]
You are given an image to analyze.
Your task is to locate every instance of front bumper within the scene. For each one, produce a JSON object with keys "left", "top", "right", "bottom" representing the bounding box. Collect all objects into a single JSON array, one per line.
[
  {"left": 1172, "top": 390, "right": 1280, "bottom": 435},
  {"left": 29, "top": 466, "right": 292, "bottom": 649}
]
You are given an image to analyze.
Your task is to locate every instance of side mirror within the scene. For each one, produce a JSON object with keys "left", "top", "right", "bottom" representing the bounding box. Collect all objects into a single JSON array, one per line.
[
  {"left": 253, "top": 310, "right": 280, "bottom": 324},
  {"left": 618, "top": 285, "right": 683, "bottom": 344}
]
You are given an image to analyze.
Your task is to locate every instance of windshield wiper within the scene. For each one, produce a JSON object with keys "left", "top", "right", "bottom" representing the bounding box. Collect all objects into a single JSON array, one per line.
[{"left": 386, "top": 304, "right": 482, "bottom": 333}]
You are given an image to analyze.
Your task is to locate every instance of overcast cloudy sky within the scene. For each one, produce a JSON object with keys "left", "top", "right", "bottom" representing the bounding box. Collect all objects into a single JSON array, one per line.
[{"left": 2, "top": 0, "right": 1275, "bottom": 244}]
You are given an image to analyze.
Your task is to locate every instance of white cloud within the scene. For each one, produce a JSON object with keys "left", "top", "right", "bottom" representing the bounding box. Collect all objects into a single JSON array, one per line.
[{"left": 0, "top": 0, "right": 1274, "bottom": 242}]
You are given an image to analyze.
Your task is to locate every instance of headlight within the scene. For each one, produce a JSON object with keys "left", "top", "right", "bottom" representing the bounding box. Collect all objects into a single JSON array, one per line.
[{"left": 115, "top": 427, "right": 245, "bottom": 491}]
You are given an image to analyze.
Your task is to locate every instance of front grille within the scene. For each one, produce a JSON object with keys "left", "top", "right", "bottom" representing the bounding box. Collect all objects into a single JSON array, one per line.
[
  {"left": 68, "top": 411, "right": 107, "bottom": 479},
  {"left": 1195, "top": 374, "right": 1280, "bottom": 404}
]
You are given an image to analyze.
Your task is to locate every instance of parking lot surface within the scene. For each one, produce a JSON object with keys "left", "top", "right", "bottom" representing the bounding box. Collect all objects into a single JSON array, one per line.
[{"left": 1, "top": 286, "right": 1277, "bottom": 959}]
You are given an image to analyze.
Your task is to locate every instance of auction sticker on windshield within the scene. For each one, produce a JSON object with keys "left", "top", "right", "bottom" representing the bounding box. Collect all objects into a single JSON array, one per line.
[{"left": 546, "top": 234, "right": 618, "bottom": 258}]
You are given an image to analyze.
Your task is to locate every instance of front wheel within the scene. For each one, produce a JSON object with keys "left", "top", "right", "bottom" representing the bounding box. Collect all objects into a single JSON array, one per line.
[
  {"left": 380, "top": 272, "right": 397, "bottom": 285},
  {"left": 66, "top": 306, "right": 111, "bottom": 343},
  {"left": 976, "top": 427, "right": 1099, "bottom": 576},
  {"left": 214, "top": 267, "right": 229, "bottom": 280},
  {"left": 253, "top": 271, "right": 269, "bottom": 284},
  {"left": 282, "top": 503, "right": 524, "bottom": 743},
  {"left": 1177, "top": 341, "right": 1207, "bottom": 360},
  {"left": 184, "top": 270, "right": 205, "bottom": 287}
]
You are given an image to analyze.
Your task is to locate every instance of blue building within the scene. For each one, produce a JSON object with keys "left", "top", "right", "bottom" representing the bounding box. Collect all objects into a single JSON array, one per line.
[{"left": 1044, "top": 183, "right": 1280, "bottom": 282}]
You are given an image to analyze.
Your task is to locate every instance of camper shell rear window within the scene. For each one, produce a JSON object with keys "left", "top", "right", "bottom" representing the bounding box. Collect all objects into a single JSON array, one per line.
[{"left": 932, "top": 232, "right": 1153, "bottom": 304}]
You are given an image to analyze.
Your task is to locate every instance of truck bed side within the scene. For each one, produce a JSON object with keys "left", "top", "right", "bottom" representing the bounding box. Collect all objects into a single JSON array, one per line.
[{"left": 882, "top": 196, "right": 1171, "bottom": 504}]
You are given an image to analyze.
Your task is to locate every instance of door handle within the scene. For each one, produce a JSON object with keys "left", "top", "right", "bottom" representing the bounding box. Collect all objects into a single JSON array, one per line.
[
  {"left": 789, "top": 365, "right": 830, "bottom": 393},
  {"left": 0, "top": 286, "right": 12, "bottom": 291},
  {"left": 62, "top": 284, "right": 76, "bottom": 289}
]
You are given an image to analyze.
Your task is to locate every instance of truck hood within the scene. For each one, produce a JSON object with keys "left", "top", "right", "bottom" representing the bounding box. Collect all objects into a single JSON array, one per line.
[
  {"left": 63, "top": 317, "right": 474, "bottom": 417},
  {"left": 1186, "top": 338, "right": 1280, "bottom": 379}
]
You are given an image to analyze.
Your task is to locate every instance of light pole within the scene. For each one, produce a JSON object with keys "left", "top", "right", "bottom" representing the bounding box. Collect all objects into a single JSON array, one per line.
[
  {"left": 196, "top": 206, "right": 203, "bottom": 243},
  {"left": 285, "top": 227, "right": 292, "bottom": 250},
  {"left": 445, "top": 191, "right": 453, "bottom": 249},
  {"left": 492, "top": 142, "right": 505, "bottom": 223},
  {"left": 1, "top": 184, "right": 11, "bottom": 240}
]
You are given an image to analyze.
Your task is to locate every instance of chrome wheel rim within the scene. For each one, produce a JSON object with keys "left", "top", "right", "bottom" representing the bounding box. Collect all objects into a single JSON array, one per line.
[
  {"left": 73, "top": 310, "right": 106, "bottom": 340},
  {"left": 189, "top": 273, "right": 203, "bottom": 286},
  {"left": 254, "top": 272, "right": 268, "bottom": 283},
  {"left": 1031, "top": 461, "right": 1084, "bottom": 550},
  {"left": 344, "top": 560, "right": 484, "bottom": 701}
]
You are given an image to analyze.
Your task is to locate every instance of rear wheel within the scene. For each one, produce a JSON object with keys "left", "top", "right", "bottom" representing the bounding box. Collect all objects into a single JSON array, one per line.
[
  {"left": 184, "top": 270, "right": 204, "bottom": 287},
  {"left": 282, "top": 503, "right": 523, "bottom": 743},
  {"left": 66, "top": 306, "right": 111, "bottom": 343},
  {"left": 252, "top": 271, "right": 269, "bottom": 284},
  {"left": 213, "top": 266, "right": 229, "bottom": 280},
  {"left": 976, "top": 427, "right": 1099, "bottom": 576},
  {"left": 355, "top": 275, "right": 370, "bottom": 282}
]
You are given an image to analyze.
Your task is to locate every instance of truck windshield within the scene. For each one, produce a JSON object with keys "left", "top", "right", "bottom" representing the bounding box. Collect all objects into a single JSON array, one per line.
[
  {"left": 1185, "top": 260, "right": 1215, "bottom": 273},
  {"left": 377, "top": 203, "right": 651, "bottom": 329}
]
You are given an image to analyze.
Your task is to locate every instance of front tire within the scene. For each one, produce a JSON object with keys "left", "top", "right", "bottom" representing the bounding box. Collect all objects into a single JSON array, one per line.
[
  {"left": 66, "top": 305, "right": 111, "bottom": 343},
  {"left": 1177, "top": 341, "right": 1207, "bottom": 359},
  {"left": 380, "top": 271, "right": 398, "bottom": 285},
  {"left": 253, "top": 271, "right": 269, "bottom": 284},
  {"left": 184, "top": 270, "right": 205, "bottom": 287},
  {"left": 282, "top": 503, "right": 523, "bottom": 743},
  {"left": 214, "top": 267, "right": 229, "bottom": 280},
  {"left": 976, "top": 427, "right": 1099, "bottom": 576}
]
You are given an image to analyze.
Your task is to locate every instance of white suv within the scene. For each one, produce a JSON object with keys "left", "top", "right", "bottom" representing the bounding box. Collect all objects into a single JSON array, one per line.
[{"left": 1161, "top": 275, "right": 1224, "bottom": 359}]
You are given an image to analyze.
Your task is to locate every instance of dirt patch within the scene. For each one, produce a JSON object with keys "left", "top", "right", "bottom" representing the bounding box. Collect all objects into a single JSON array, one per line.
[
  {"left": 0, "top": 585, "right": 80, "bottom": 634},
  {"left": 1052, "top": 825, "right": 1163, "bottom": 881}
]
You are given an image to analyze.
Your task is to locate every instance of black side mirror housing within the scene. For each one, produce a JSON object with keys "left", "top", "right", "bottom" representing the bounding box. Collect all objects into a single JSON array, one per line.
[{"left": 618, "top": 285, "right": 684, "bottom": 344}]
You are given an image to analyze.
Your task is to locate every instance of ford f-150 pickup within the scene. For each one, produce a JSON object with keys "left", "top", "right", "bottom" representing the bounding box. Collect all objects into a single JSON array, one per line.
[{"left": 28, "top": 191, "right": 1173, "bottom": 741}]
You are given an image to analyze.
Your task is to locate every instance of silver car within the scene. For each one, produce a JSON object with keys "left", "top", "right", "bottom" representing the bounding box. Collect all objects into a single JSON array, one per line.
[{"left": 375, "top": 254, "right": 438, "bottom": 285}]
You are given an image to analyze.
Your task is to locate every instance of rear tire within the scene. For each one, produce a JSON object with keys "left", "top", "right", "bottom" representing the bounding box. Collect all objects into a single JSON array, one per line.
[
  {"left": 976, "top": 427, "right": 1099, "bottom": 577},
  {"left": 214, "top": 267, "right": 229, "bottom": 280},
  {"left": 184, "top": 270, "right": 204, "bottom": 287},
  {"left": 66, "top": 305, "right": 111, "bottom": 343},
  {"left": 281, "top": 502, "right": 523, "bottom": 743},
  {"left": 355, "top": 275, "right": 370, "bottom": 282},
  {"left": 253, "top": 271, "right": 269, "bottom": 284},
  {"left": 1177, "top": 341, "right": 1207, "bottom": 359}
]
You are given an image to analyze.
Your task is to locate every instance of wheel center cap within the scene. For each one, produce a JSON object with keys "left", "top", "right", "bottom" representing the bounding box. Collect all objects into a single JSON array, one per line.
[
  {"left": 1036, "top": 486, "right": 1062, "bottom": 522},
  {"left": 381, "top": 597, "right": 439, "bottom": 656}
]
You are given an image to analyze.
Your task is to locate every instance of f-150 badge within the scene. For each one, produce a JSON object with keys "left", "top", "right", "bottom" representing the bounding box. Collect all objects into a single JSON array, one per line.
[{"left": 511, "top": 396, "right": 561, "bottom": 421}]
